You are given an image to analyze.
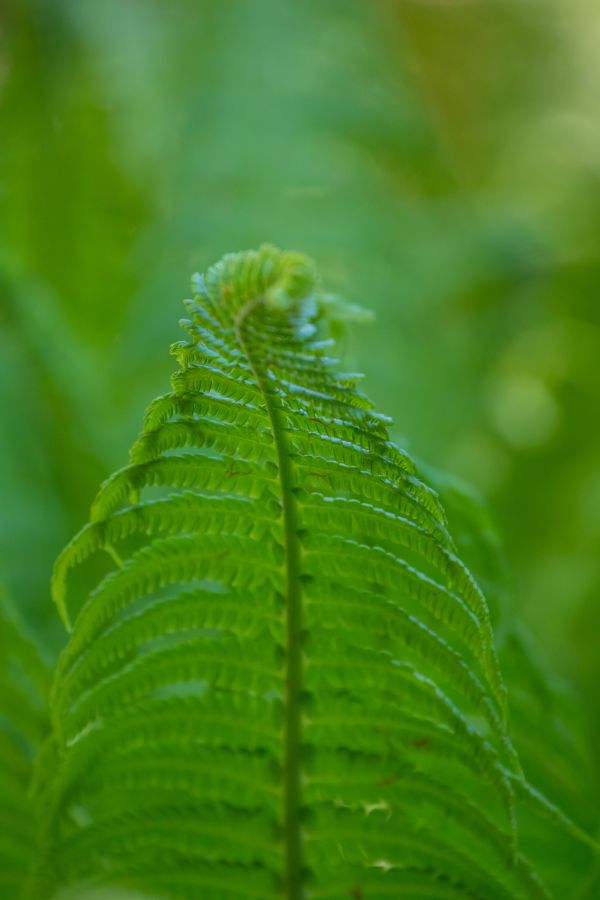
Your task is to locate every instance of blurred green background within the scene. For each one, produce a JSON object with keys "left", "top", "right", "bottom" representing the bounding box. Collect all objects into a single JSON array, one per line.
[{"left": 1, "top": 0, "right": 599, "bottom": 763}]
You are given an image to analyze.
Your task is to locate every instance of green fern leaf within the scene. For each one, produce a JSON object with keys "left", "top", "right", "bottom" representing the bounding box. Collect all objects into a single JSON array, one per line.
[
  {"left": 41, "top": 246, "right": 593, "bottom": 899},
  {"left": 426, "top": 468, "right": 600, "bottom": 898}
]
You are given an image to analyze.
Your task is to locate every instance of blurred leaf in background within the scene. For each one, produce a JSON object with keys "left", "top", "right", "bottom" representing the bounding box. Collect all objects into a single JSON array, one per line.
[{"left": 0, "top": 0, "right": 599, "bottom": 783}]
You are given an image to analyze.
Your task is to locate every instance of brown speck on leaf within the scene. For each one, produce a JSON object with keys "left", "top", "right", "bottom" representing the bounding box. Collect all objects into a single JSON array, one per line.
[
  {"left": 351, "top": 888, "right": 364, "bottom": 899},
  {"left": 214, "top": 550, "right": 230, "bottom": 560},
  {"left": 413, "top": 737, "right": 429, "bottom": 748},
  {"left": 306, "top": 471, "right": 330, "bottom": 484},
  {"left": 225, "top": 466, "right": 252, "bottom": 478}
]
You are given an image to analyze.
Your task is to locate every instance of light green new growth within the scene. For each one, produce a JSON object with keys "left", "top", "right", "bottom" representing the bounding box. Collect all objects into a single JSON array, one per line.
[{"left": 40, "top": 246, "right": 596, "bottom": 899}]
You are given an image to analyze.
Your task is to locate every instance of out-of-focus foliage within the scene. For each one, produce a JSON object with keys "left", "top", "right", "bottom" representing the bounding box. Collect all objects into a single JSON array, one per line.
[
  {"left": 1, "top": 0, "right": 599, "bottom": 804},
  {"left": 0, "top": 587, "right": 49, "bottom": 897},
  {"left": 430, "top": 469, "right": 600, "bottom": 896}
]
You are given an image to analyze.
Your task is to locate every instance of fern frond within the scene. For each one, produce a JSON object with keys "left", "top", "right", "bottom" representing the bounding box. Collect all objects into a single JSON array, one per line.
[
  {"left": 428, "top": 467, "right": 600, "bottom": 898},
  {"left": 501, "top": 627, "right": 600, "bottom": 898},
  {"left": 42, "top": 246, "right": 594, "bottom": 899}
]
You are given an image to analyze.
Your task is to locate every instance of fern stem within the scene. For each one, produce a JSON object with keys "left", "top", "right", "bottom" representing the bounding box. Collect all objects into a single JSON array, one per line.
[
  {"left": 269, "top": 393, "right": 304, "bottom": 900},
  {"left": 236, "top": 300, "right": 304, "bottom": 899}
]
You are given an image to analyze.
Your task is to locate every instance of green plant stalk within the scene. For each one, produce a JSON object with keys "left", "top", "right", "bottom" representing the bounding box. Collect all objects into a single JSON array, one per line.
[{"left": 236, "top": 297, "right": 305, "bottom": 897}]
